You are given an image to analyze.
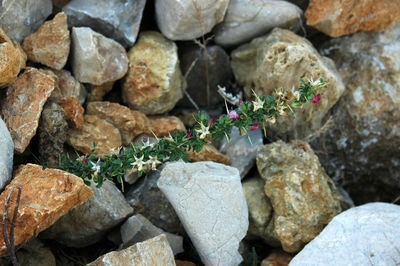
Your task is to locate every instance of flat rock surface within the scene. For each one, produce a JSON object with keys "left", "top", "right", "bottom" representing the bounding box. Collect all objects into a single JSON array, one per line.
[{"left": 0, "top": 117, "right": 13, "bottom": 190}]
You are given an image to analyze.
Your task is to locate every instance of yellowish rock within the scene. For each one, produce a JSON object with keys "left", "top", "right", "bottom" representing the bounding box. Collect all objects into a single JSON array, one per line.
[
  {"left": 187, "top": 144, "right": 230, "bottom": 165},
  {"left": 149, "top": 116, "right": 186, "bottom": 137}
]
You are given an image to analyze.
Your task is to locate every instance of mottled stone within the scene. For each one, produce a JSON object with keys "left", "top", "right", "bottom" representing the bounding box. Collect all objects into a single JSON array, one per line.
[
  {"left": 231, "top": 28, "right": 345, "bottom": 140},
  {"left": 214, "top": 0, "right": 302, "bottom": 47},
  {"left": 0, "top": 0, "right": 52, "bottom": 42},
  {"left": 0, "top": 164, "right": 93, "bottom": 256},
  {"left": 71, "top": 27, "right": 129, "bottom": 85},
  {"left": 59, "top": 97, "right": 84, "bottom": 129},
  {"left": 257, "top": 140, "right": 342, "bottom": 252},
  {"left": 88, "top": 234, "right": 175, "bottom": 266},
  {"left": 220, "top": 127, "right": 263, "bottom": 178},
  {"left": 1, "top": 67, "right": 55, "bottom": 153},
  {"left": 123, "top": 31, "right": 185, "bottom": 114},
  {"left": 63, "top": 0, "right": 146, "bottom": 47},
  {"left": 88, "top": 81, "right": 114, "bottom": 102},
  {"left": 158, "top": 161, "right": 248, "bottom": 266},
  {"left": 261, "top": 251, "right": 293, "bottom": 266},
  {"left": 48, "top": 69, "right": 87, "bottom": 105},
  {"left": 86, "top": 101, "right": 151, "bottom": 145},
  {"left": 41, "top": 180, "right": 133, "bottom": 247},
  {"left": 187, "top": 144, "right": 230, "bottom": 165},
  {"left": 311, "top": 23, "right": 400, "bottom": 204},
  {"left": 67, "top": 114, "right": 122, "bottom": 158},
  {"left": 16, "top": 238, "right": 56, "bottom": 266},
  {"left": 290, "top": 203, "right": 400, "bottom": 266},
  {"left": 305, "top": 0, "right": 400, "bottom": 37},
  {"left": 156, "top": 0, "right": 229, "bottom": 40},
  {"left": 22, "top": 12, "right": 70, "bottom": 70},
  {"left": 149, "top": 116, "right": 186, "bottom": 137},
  {"left": 38, "top": 101, "right": 68, "bottom": 168}
]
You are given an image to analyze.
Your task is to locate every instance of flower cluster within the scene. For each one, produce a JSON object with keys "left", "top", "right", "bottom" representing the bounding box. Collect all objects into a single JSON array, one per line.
[{"left": 59, "top": 78, "right": 327, "bottom": 188}]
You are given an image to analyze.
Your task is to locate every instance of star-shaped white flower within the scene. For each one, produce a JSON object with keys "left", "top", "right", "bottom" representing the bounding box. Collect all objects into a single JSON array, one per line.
[
  {"left": 252, "top": 96, "right": 264, "bottom": 112},
  {"left": 195, "top": 123, "right": 210, "bottom": 139},
  {"left": 291, "top": 86, "right": 300, "bottom": 101},
  {"left": 90, "top": 159, "right": 101, "bottom": 172},
  {"left": 141, "top": 138, "right": 155, "bottom": 149},
  {"left": 131, "top": 155, "right": 146, "bottom": 171},
  {"left": 147, "top": 155, "right": 161, "bottom": 171},
  {"left": 309, "top": 78, "right": 321, "bottom": 86}
]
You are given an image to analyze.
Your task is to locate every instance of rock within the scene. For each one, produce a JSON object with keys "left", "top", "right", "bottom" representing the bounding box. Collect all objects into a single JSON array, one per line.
[
  {"left": 290, "top": 203, "right": 400, "bottom": 265},
  {"left": 257, "top": 140, "right": 342, "bottom": 252},
  {"left": 67, "top": 114, "right": 122, "bottom": 158},
  {"left": 178, "top": 44, "right": 232, "bottom": 108},
  {"left": 305, "top": 0, "right": 400, "bottom": 37},
  {"left": 120, "top": 214, "right": 184, "bottom": 255},
  {"left": 220, "top": 127, "right": 263, "bottom": 178},
  {"left": 155, "top": 0, "right": 229, "bottom": 40},
  {"left": 311, "top": 23, "right": 400, "bottom": 204},
  {"left": 149, "top": 116, "right": 186, "bottom": 137},
  {"left": 158, "top": 161, "right": 248, "bottom": 266},
  {"left": 38, "top": 101, "right": 68, "bottom": 168},
  {"left": 175, "top": 261, "right": 196, "bottom": 266},
  {"left": 122, "top": 31, "right": 185, "bottom": 114},
  {"left": 0, "top": 164, "right": 93, "bottom": 255},
  {"left": 63, "top": 0, "right": 146, "bottom": 47},
  {"left": 59, "top": 97, "right": 84, "bottom": 129},
  {"left": 41, "top": 179, "right": 133, "bottom": 247},
  {"left": 71, "top": 27, "right": 129, "bottom": 85},
  {"left": 0, "top": 118, "right": 13, "bottom": 191},
  {"left": 48, "top": 69, "right": 87, "bottom": 105},
  {"left": 0, "top": 0, "right": 52, "bottom": 42},
  {"left": 231, "top": 28, "right": 345, "bottom": 140},
  {"left": 187, "top": 144, "right": 230, "bottom": 165},
  {"left": 125, "top": 164, "right": 185, "bottom": 234},
  {"left": 213, "top": 0, "right": 303, "bottom": 47},
  {"left": 86, "top": 101, "right": 151, "bottom": 145},
  {"left": 88, "top": 234, "right": 175, "bottom": 266},
  {"left": 1, "top": 67, "right": 55, "bottom": 153},
  {"left": 88, "top": 81, "right": 114, "bottom": 102},
  {"left": 0, "top": 28, "right": 26, "bottom": 88},
  {"left": 16, "top": 238, "right": 56, "bottom": 266},
  {"left": 22, "top": 12, "right": 70, "bottom": 70},
  {"left": 261, "top": 250, "right": 293, "bottom": 266}
]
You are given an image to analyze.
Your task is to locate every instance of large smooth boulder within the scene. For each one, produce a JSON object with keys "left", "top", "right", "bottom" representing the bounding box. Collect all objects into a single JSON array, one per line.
[{"left": 0, "top": 118, "right": 13, "bottom": 190}]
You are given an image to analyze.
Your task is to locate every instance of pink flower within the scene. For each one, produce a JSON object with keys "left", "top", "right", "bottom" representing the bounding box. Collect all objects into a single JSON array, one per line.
[
  {"left": 209, "top": 118, "right": 215, "bottom": 126},
  {"left": 186, "top": 129, "right": 193, "bottom": 138},
  {"left": 82, "top": 156, "right": 88, "bottom": 164},
  {"left": 238, "top": 99, "right": 243, "bottom": 105},
  {"left": 119, "top": 147, "right": 125, "bottom": 155},
  {"left": 250, "top": 124, "right": 259, "bottom": 131},
  {"left": 312, "top": 94, "right": 321, "bottom": 104},
  {"left": 228, "top": 110, "right": 239, "bottom": 119}
]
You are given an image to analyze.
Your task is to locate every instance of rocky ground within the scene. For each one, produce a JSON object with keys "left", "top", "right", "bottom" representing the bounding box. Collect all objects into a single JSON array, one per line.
[{"left": 0, "top": 0, "right": 399, "bottom": 265}]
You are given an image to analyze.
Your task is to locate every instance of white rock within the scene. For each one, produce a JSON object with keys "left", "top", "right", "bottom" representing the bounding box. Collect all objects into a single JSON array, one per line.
[
  {"left": 158, "top": 161, "right": 248, "bottom": 266},
  {"left": 214, "top": 0, "right": 303, "bottom": 47},
  {"left": 290, "top": 202, "right": 400, "bottom": 266},
  {"left": 0, "top": 117, "right": 13, "bottom": 190},
  {"left": 155, "top": 0, "right": 229, "bottom": 40}
]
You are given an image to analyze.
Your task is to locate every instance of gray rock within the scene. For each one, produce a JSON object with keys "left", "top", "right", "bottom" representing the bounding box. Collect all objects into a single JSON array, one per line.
[
  {"left": 120, "top": 214, "right": 183, "bottom": 255},
  {"left": 155, "top": 0, "right": 229, "bottom": 40},
  {"left": 63, "top": 0, "right": 146, "bottom": 47},
  {"left": 158, "top": 161, "right": 248, "bottom": 266},
  {"left": 71, "top": 27, "right": 129, "bottom": 85},
  {"left": 0, "top": 117, "right": 13, "bottom": 191},
  {"left": 220, "top": 127, "right": 263, "bottom": 178},
  {"left": 0, "top": 0, "right": 52, "bottom": 42},
  {"left": 214, "top": 0, "right": 303, "bottom": 47},
  {"left": 40, "top": 180, "right": 133, "bottom": 247},
  {"left": 290, "top": 203, "right": 400, "bottom": 266}
]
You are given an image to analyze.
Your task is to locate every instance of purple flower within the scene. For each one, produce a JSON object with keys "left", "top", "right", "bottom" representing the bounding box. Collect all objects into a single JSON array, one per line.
[
  {"left": 82, "top": 156, "right": 88, "bottom": 164},
  {"left": 228, "top": 110, "right": 239, "bottom": 119},
  {"left": 312, "top": 94, "right": 321, "bottom": 104},
  {"left": 250, "top": 124, "right": 259, "bottom": 131},
  {"left": 186, "top": 129, "right": 193, "bottom": 138}
]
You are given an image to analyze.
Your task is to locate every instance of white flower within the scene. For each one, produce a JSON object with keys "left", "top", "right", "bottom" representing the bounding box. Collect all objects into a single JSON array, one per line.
[
  {"left": 309, "top": 78, "right": 321, "bottom": 86},
  {"left": 147, "top": 155, "right": 161, "bottom": 171},
  {"left": 291, "top": 86, "right": 300, "bottom": 101},
  {"left": 141, "top": 138, "right": 155, "bottom": 149},
  {"left": 90, "top": 159, "right": 101, "bottom": 172},
  {"left": 131, "top": 155, "right": 146, "bottom": 171},
  {"left": 252, "top": 96, "right": 264, "bottom": 112},
  {"left": 195, "top": 123, "right": 210, "bottom": 139}
]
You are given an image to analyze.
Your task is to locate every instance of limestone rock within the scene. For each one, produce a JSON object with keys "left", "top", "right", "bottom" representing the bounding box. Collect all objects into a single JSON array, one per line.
[
  {"left": 63, "top": 0, "right": 146, "bottom": 47},
  {"left": 88, "top": 81, "right": 114, "bottom": 102},
  {"left": 59, "top": 97, "right": 84, "bottom": 129},
  {"left": 67, "top": 114, "right": 122, "bottom": 158},
  {"left": 155, "top": 0, "right": 229, "bottom": 40},
  {"left": 214, "top": 0, "right": 303, "bottom": 47},
  {"left": 290, "top": 203, "right": 400, "bottom": 265},
  {"left": 187, "top": 144, "right": 230, "bottom": 165},
  {"left": 220, "top": 127, "right": 263, "bottom": 178},
  {"left": 48, "top": 69, "right": 87, "bottom": 105},
  {"left": 123, "top": 31, "right": 185, "bottom": 114},
  {"left": 311, "top": 23, "right": 400, "bottom": 204},
  {"left": 22, "top": 12, "right": 70, "bottom": 70},
  {"left": 0, "top": 118, "right": 13, "bottom": 190},
  {"left": 261, "top": 251, "right": 293, "bottom": 266},
  {"left": 0, "top": 164, "right": 93, "bottom": 255},
  {"left": 231, "top": 28, "right": 345, "bottom": 140},
  {"left": 71, "top": 27, "right": 129, "bottom": 85},
  {"left": 0, "top": 0, "right": 52, "bottom": 42},
  {"left": 88, "top": 234, "right": 175, "bottom": 266},
  {"left": 0, "top": 28, "right": 25, "bottom": 88},
  {"left": 41, "top": 180, "right": 133, "bottom": 247},
  {"left": 38, "top": 101, "right": 68, "bottom": 168},
  {"left": 257, "top": 140, "right": 342, "bottom": 252},
  {"left": 86, "top": 101, "right": 151, "bottom": 145},
  {"left": 149, "top": 116, "right": 186, "bottom": 137},
  {"left": 305, "top": 0, "right": 400, "bottom": 37},
  {"left": 15, "top": 238, "right": 56, "bottom": 266},
  {"left": 158, "top": 161, "right": 248, "bottom": 266},
  {"left": 1, "top": 67, "right": 55, "bottom": 153}
]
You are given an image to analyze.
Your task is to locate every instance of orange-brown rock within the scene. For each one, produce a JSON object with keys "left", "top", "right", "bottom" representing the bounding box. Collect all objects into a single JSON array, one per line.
[
  {"left": 0, "top": 28, "right": 25, "bottom": 88},
  {"left": 149, "top": 116, "right": 186, "bottom": 137},
  {"left": 22, "top": 12, "right": 70, "bottom": 70},
  {"left": 1, "top": 68, "right": 55, "bottom": 153},
  {"left": 305, "top": 0, "right": 400, "bottom": 37},
  {"left": 67, "top": 114, "right": 122, "bottom": 158},
  {"left": 175, "top": 260, "right": 196, "bottom": 266},
  {"left": 86, "top": 101, "right": 151, "bottom": 146},
  {"left": 0, "top": 164, "right": 93, "bottom": 256},
  {"left": 59, "top": 97, "right": 84, "bottom": 129},
  {"left": 187, "top": 144, "right": 230, "bottom": 165},
  {"left": 261, "top": 251, "right": 293, "bottom": 266},
  {"left": 12, "top": 41, "right": 27, "bottom": 70},
  {"left": 88, "top": 81, "right": 114, "bottom": 102}
]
